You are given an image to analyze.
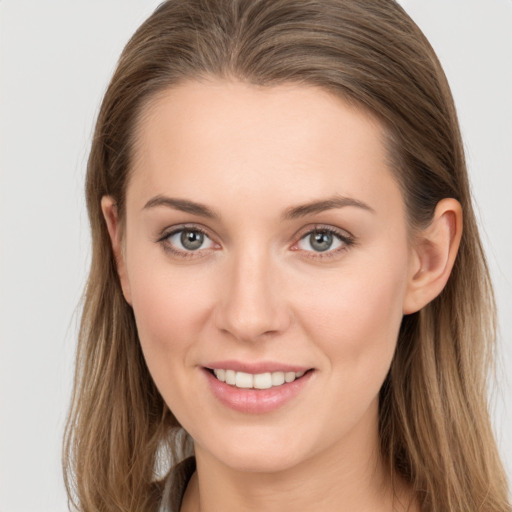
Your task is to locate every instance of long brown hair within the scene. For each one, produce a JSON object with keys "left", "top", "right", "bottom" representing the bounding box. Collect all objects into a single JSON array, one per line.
[{"left": 63, "top": 1, "right": 511, "bottom": 510}]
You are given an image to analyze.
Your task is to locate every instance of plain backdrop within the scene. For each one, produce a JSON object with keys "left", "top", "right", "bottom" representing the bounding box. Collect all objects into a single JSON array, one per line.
[{"left": 0, "top": 1, "right": 511, "bottom": 510}]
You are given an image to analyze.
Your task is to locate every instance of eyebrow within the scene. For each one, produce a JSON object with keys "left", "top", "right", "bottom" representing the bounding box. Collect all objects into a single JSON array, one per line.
[
  {"left": 142, "top": 194, "right": 375, "bottom": 219},
  {"left": 282, "top": 195, "right": 375, "bottom": 219},
  {"left": 143, "top": 195, "right": 219, "bottom": 218}
]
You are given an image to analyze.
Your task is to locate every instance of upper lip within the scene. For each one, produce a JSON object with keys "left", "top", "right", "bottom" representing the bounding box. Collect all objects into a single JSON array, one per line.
[{"left": 204, "top": 360, "right": 312, "bottom": 374}]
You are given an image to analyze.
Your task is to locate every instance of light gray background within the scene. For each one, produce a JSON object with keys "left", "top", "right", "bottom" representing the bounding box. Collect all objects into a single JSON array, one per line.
[{"left": 0, "top": 1, "right": 510, "bottom": 510}]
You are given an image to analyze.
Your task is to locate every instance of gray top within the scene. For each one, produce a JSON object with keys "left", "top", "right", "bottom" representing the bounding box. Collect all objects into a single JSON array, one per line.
[{"left": 158, "top": 457, "right": 196, "bottom": 512}]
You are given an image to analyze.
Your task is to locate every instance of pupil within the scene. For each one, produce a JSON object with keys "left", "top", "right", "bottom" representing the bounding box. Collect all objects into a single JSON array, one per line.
[
  {"left": 311, "top": 231, "right": 332, "bottom": 252},
  {"left": 181, "top": 230, "right": 204, "bottom": 250}
]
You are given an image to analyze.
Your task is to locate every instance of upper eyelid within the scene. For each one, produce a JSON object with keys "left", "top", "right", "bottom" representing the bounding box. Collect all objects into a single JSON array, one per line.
[
  {"left": 293, "top": 223, "right": 354, "bottom": 242},
  {"left": 158, "top": 223, "right": 213, "bottom": 241}
]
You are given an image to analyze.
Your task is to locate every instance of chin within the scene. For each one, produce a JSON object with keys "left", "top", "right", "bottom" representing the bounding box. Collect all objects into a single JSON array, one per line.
[
  {"left": 219, "top": 449, "right": 302, "bottom": 474},
  {"left": 196, "top": 426, "right": 311, "bottom": 474}
]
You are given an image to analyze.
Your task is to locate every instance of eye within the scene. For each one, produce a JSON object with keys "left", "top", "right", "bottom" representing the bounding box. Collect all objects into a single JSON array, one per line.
[
  {"left": 296, "top": 227, "right": 353, "bottom": 254},
  {"left": 160, "top": 226, "right": 217, "bottom": 254}
]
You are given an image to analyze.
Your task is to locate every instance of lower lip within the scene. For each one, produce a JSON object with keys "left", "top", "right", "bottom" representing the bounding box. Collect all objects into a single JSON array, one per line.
[{"left": 203, "top": 368, "right": 314, "bottom": 414}]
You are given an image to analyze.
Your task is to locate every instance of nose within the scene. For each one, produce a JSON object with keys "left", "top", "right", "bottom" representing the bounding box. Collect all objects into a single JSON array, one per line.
[{"left": 213, "top": 246, "right": 291, "bottom": 342}]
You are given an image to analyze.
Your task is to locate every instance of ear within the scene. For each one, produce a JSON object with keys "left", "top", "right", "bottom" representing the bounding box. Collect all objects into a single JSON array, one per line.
[
  {"left": 101, "top": 196, "right": 132, "bottom": 305},
  {"left": 403, "top": 198, "right": 462, "bottom": 315}
]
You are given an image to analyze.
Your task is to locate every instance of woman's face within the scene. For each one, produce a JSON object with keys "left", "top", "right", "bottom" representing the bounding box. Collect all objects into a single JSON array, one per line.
[{"left": 113, "top": 80, "right": 417, "bottom": 472}]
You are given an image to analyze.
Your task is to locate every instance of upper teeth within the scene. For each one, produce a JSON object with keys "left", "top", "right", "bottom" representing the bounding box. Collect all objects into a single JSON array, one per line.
[{"left": 213, "top": 369, "right": 305, "bottom": 389}]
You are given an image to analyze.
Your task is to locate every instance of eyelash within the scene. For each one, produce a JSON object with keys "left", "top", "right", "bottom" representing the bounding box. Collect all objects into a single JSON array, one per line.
[
  {"left": 157, "top": 224, "right": 216, "bottom": 259},
  {"left": 156, "top": 224, "right": 355, "bottom": 259},
  {"left": 293, "top": 225, "right": 355, "bottom": 259}
]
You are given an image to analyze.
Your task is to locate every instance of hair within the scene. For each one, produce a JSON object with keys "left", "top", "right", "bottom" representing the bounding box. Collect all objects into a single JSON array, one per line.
[{"left": 63, "top": 1, "right": 511, "bottom": 511}]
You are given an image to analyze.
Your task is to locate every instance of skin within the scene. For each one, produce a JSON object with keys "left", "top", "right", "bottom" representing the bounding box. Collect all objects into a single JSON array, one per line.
[{"left": 102, "top": 80, "right": 462, "bottom": 512}]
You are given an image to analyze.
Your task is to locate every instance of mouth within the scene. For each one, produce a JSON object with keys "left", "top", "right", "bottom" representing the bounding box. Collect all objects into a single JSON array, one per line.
[
  {"left": 203, "top": 365, "right": 315, "bottom": 413},
  {"left": 205, "top": 368, "right": 312, "bottom": 390}
]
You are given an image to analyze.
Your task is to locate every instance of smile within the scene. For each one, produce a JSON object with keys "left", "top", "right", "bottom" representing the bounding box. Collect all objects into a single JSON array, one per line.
[
  {"left": 212, "top": 369, "right": 305, "bottom": 389},
  {"left": 204, "top": 366, "right": 315, "bottom": 414}
]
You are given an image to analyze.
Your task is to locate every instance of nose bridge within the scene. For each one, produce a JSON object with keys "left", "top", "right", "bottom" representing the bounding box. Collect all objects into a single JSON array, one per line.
[{"left": 215, "top": 240, "right": 289, "bottom": 341}]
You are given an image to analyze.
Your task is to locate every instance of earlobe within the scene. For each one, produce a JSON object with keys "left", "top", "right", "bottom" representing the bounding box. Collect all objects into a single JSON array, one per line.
[
  {"left": 101, "top": 196, "right": 132, "bottom": 305},
  {"left": 403, "top": 198, "right": 462, "bottom": 315}
]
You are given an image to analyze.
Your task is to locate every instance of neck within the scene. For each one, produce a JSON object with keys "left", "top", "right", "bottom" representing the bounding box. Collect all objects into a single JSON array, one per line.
[{"left": 181, "top": 411, "right": 417, "bottom": 512}]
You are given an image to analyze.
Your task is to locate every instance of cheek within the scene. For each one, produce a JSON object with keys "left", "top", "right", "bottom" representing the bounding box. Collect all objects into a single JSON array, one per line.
[
  {"left": 126, "top": 265, "right": 219, "bottom": 428},
  {"left": 296, "top": 249, "right": 408, "bottom": 379},
  {"left": 125, "top": 250, "right": 214, "bottom": 379},
  {"left": 285, "top": 252, "right": 408, "bottom": 448}
]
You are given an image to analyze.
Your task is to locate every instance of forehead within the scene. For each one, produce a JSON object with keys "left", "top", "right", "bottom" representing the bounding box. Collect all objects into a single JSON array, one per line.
[{"left": 128, "top": 80, "right": 401, "bottom": 217}]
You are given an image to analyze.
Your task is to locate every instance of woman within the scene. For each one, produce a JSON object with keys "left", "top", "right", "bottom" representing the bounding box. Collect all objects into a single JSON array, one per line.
[{"left": 63, "top": 1, "right": 511, "bottom": 511}]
